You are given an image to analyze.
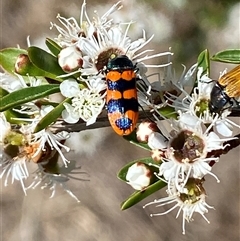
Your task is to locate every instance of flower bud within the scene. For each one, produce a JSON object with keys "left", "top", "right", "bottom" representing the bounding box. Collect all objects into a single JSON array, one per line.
[
  {"left": 58, "top": 45, "right": 83, "bottom": 72},
  {"left": 148, "top": 132, "right": 168, "bottom": 150},
  {"left": 15, "top": 54, "right": 31, "bottom": 75},
  {"left": 136, "top": 121, "right": 159, "bottom": 143},
  {"left": 126, "top": 162, "right": 152, "bottom": 190}
]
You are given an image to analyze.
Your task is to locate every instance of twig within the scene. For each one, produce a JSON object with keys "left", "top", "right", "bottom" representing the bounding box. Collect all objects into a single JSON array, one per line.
[{"left": 50, "top": 110, "right": 153, "bottom": 133}]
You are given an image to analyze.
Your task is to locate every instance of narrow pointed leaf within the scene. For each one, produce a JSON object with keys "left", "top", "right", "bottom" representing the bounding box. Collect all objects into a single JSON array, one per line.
[
  {"left": 0, "top": 84, "right": 60, "bottom": 112},
  {"left": 34, "top": 98, "right": 71, "bottom": 132},
  {"left": 124, "top": 131, "right": 151, "bottom": 151},
  {"left": 211, "top": 49, "right": 240, "bottom": 63},
  {"left": 0, "top": 87, "right": 9, "bottom": 98},
  {"left": 121, "top": 179, "right": 166, "bottom": 210},
  {"left": 197, "top": 49, "right": 210, "bottom": 76},
  {"left": 4, "top": 109, "right": 29, "bottom": 124},
  {"left": 45, "top": 38, "right": 62, "bottom": 56},
  {"left": 0, "top": 48, "right": 27, "bottom": 73},
  {"left": 28, "top": 46, "right": 66, "bottom": 80}
]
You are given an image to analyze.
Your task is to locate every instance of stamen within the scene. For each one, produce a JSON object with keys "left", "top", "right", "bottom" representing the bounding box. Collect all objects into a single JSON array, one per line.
[
  {"left": 137, "top": 51, "right": 173, "bottom": 63},
  {"left": 150, "top": 203, "right": 179, "bottom": 216},
  {"left": 101, "top": 1, "right": 123, "bottom": 22},
  {"left": 144, "top": 62, "right": 172, "bottom": 68},
  {"left": 122, "top": 21, "right": 134, "bottom": 48},
  {"left": 80, "top": 0, "right": 87, "bottom": 26}
]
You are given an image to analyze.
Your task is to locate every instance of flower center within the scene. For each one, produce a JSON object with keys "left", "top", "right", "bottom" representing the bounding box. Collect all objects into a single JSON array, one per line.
[
  {"left": 95, "top": 47, "right": 125, "bottom": 71},
  {"left": 194, "top": 98, "right": 209, "bottom": 117},
  {"left": 179, "top": 178, "right": 205, "bottom": 204},
  {"left": 170, "top": 130, "right": 205, "bottom": 163},
  {"left": 5, "top": 131, "right": 26, "bottom": 146}
]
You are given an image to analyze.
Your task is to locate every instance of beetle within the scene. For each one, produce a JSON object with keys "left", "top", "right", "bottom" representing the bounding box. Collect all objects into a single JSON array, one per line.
[
  {"left": 209, "top": 64, "right": 240, "bottom": 114},
  {"left": 105, "top": 55, "right": 139, "bottom": 136}
]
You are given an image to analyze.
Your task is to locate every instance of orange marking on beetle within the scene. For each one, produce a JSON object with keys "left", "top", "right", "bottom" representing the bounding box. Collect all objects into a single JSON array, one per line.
[
  {"left": 106, "top": 90, "right": 122, "bottom": 102},
  {"left": 106, "top": 71, "right": 121, "bottom": 82},
  {"left": 121, "top": 70, "right": 136, "bottom": 81},
  {"left": 125, "top": 110, "right": 139, "bottom": 125},
  {"left": 108, "top": 112, "right": 125, "bottom": 135},
  {"left": 123, "top": 89, "right": 137, "bottom": 99}
]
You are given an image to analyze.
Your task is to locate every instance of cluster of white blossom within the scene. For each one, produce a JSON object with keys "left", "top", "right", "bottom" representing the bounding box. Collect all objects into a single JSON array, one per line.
[
  {"left": 0, "top": 1, "right": 171, "bottom": 201},
  {"left": 0, "top": 0, "right": 239, "bottom": 235},
  {"left": 51, "top": 0, "right": 172, "bottom": 125},
  {"left": 126, "top": 65, "right": 240, "bottom": 234}
]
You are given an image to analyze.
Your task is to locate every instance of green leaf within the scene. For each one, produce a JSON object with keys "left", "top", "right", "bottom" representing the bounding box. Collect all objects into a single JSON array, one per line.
[
  {"left": 197, "top": 49, "right": 210, "bottom": 76},
  {"left": 211, "top": 49, "right": 240, "bottom": 63},
  {"left": 117, "top": 157, "right": 158, "bottom": 182},
  {"left": 36, "top": 99, "right": 59, "bottom": 107},
  {"left": 158, "top": 106, "right": 178, "bottom": 119},
  {"left": 15, "top": 53, "right": 53, "bottom": 77},
  {"left": 34, "top": 98, "right": 71, "bottom": 132},
  {"left": 121, "top": 179, "right": 166, "bottom": 210},
  {"left": 28, "top": 46, "right": 66, "bottom": 80},
  {"left": 0, "top": 47, "right": 63, "bottom": 79},
  {"left": 0, "top": 48, "right": 27, "bottom": 73},
  {"left": 4, "top": 109, "right": 29, "bottom": 124},
  {"left": 0, "top": 84, "right": 60, "bottom": 112},
  {"left": 0, "top": 87, "right": 9, "bottom": 98},
  {"left": 45, "top": 38, "right": 62, "bottom": 56},
  {"left": 124, "top": 131, "right": 151, "bottom": 151}
]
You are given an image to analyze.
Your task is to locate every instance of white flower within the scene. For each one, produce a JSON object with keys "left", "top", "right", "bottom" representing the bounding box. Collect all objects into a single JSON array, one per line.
[
  {"left": 84, "top": 76, "right": 106, "bottom": 93},
  {"left": 71, "top": 88, "right": 105, "bottom": 125},
  {"left": 60, "top": 79, "right": 105, "bottom": 125},
  {"left": 61, "top": 103, "right": 80, "bottom": 124},
  {"left": 0, "top": 72, "right": 42, "bottom": 93},
  {"left": 168, "top": 67, "right": 240, "bottom": 137},
  {"left": 31, "top": 130, "right": 70, "bottom": 167},
  {"left": 126, "top": 162, "right": 152, "bottom": 190},
  {"left": 0, "top": 72, "right": 25, "bottom": 92},
  {"left": 78, "top": 23, "right": 172, "bottom": 75},
  {"left": 0, "top": 72, "right": 44, "bottom": 120},
  {"left": 158, "top": 116, "right": 236, "bottom": 191},
  {"left": 50, "top": 1, "right": 123, "bottom": 47},
  {"left": 158, "top": 56, "right": 196, "bottom": 90},
  {"left": 0, "top": 155, "right": 29, "bottom": 195},
  {"left": 143, "top": 178, "right": 214, "bottom": 235},
  {"left": 0, "top": 113, "right": 11, "bottom": 144},
  {"left": 60, "top": 79, "right": 80, "bottom": 97},
  {"left": 51, "top": 0, "right": 172, "bottom": 79},
  {"left": 137, "top": 53, "right": 193, "bottom": 112}
]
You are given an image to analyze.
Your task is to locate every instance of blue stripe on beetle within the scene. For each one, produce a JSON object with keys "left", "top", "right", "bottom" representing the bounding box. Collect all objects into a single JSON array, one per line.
[{"left": 105, "top": 55, "right": 139, "bottom": 136}]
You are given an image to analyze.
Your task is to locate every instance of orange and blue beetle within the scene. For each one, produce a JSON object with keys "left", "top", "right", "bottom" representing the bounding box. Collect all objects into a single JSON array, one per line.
[{"left": 105, "top": 55, "right": 139, "bottom": 136}]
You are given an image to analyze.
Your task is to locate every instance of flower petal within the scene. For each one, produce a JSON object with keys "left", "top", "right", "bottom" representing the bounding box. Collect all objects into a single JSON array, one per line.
[
  {"left": 60, "top": 79, "right": 80, "bottom": 97},
  {"left": 148, "top": 132, "right": 168, "bottom": 150}
]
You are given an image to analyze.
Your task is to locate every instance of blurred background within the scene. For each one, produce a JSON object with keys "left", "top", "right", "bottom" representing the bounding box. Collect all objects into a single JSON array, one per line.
[{"left": 1, "top": 0, "right": 240, "bottom": 240}]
